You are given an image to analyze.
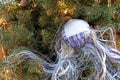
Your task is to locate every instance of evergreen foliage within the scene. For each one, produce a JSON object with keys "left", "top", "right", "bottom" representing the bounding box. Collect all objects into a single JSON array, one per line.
[
  {"left": 0, "top": 0, "right": 120, "bottom": 54},
  {"left": 0, "top": 0, "right": 120, "bottom": 79}
]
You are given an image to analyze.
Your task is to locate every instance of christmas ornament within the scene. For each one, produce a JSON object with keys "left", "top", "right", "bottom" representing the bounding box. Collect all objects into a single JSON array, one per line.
[
  {"left": 61, "top": 19, "right": 90, "bottom": 49},
  {"left": 0, "top": 19, "right": 120, "bottom": 80}
]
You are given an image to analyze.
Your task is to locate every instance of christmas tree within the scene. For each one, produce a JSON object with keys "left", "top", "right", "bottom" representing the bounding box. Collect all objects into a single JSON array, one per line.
[{"left": 0, "top": 0, "right": 120, "bottom": 80}]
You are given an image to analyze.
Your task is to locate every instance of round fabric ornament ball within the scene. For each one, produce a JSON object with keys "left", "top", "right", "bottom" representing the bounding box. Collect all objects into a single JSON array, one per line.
[{"left": 61, "top": 19, "right": 90, "bottom": 49}]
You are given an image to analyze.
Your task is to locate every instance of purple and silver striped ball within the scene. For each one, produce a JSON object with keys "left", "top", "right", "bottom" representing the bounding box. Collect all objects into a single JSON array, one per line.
[{"left": 61, "top": 19, "right": 90, "bottom": 49}]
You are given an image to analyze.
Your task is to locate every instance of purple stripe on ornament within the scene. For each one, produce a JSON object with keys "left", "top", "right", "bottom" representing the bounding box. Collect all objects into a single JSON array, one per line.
[
  {"left": 63, "top": 36, "right": 69, "bottom": 44},
  {"left": 69, "top": 35, "right": 79, "bottom": 48},
  {"left": 77, "top": 33, "right": 85, "bottom": 47},
  {"left": 61, "top": 29, "right": 86, "bottom": 48}
]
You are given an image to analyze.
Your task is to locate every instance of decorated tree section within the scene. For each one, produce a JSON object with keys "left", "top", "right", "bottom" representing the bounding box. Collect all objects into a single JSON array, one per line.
[
  {"left": 0, "top": 0, "right": 120, "bottom": 80},
  {"left": 0, "top": 19, "right": 120, "bottom": 80},
  {"left": 0, "top": 0, "right": 120, "bottom": 55}
]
